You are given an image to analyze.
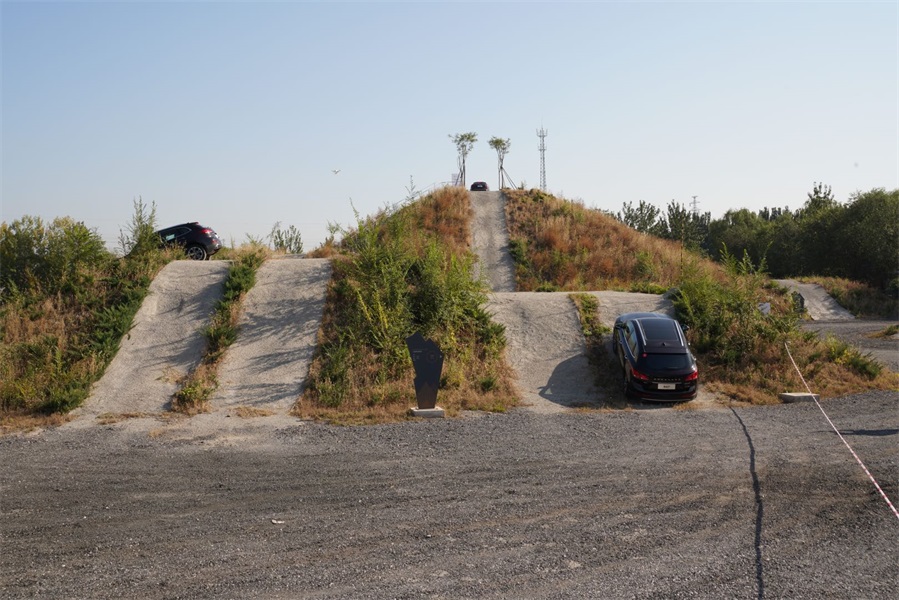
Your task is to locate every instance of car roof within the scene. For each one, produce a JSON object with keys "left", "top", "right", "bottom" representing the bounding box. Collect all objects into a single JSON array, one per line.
[
  {"left": 617, "top": 312, "right": 669, "bottom": 322},
  {"left": 634, "top": 317, "right": 688, "bottom": 353}
]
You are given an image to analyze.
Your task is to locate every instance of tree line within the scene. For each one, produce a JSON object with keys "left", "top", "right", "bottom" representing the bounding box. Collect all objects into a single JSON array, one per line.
[{"left": 616, "top": 184, "right": 899, "bottom": 292}]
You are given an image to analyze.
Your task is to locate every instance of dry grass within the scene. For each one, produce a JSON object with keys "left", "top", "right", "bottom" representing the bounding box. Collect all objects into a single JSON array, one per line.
[
  {"left": 233, "top": 406, "right": 276, "bottom": 418},
  {"left": 0, "top": 411, "right": 70, "bottom": 435},
  {"left": 295, "top": 187, "right": 518, "bottom": 424},
  {"left": 505, "top": 189, "right": 718, "bottom": 292},
  {"left": 799, "top": 276, "right": 898, "bottom": 319}
]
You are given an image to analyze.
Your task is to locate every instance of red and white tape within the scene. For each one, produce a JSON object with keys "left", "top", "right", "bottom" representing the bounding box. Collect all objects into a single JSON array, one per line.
[{"left": 784, "top": 342, "right": 899, "bottom": 521}]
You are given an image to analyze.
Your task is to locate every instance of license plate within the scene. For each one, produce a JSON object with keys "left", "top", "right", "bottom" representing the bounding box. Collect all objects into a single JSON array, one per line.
[{"left": 657, "top": 383, "right": 676, "bottom": 390}]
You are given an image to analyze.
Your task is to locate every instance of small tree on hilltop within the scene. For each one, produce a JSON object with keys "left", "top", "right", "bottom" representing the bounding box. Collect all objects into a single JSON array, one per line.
[
  {"left": 449, "top": 132, "right": 477, "bottom": 187},
  {"left": 489, "top": 136, "right": 511, "bottom": 189}
]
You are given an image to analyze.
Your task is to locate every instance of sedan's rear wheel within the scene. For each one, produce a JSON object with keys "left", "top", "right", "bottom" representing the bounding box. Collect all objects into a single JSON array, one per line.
[{"left": 185, "top": 244, "right": 207, "bottom": 260}]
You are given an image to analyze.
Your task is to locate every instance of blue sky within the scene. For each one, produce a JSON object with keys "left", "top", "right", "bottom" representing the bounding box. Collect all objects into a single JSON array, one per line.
[{"left": 3, "top": 1, "right": 897, "bottom": 251}]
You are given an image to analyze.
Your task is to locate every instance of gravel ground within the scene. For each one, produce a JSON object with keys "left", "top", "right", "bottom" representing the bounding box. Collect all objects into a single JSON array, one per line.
[
  {"left": 6, "top": 196, "right": 895, "bottom": 598},
  {"left": 2, "top": 391, "right": 897, "bottom": 599}
]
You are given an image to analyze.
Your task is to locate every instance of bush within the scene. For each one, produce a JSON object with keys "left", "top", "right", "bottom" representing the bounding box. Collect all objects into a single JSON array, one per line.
[
  {"left": 300, "top": 190, "right": 515, "bottom": 420},
  {"left": 672, "top": 248, "right": 797, "bottom": 367},
  {"left": 1, "top": 216, "right": 111, "bottom": 299},
  {"left": 269, "top": 222, "right": 304, "bottom": 254}
]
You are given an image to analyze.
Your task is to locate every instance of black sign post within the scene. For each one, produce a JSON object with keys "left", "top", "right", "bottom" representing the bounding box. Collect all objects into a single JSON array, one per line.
[{"left": 405, "top": 332, "right": 445, "bottom": 417}]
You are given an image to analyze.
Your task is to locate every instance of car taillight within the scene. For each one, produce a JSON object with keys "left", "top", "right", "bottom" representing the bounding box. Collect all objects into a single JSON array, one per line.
[
  {"left": 631, "top": 368, "right": 650, "bottom": 382},
  {"left": 199, "top": 228, "right": 213, "bottom": 235},
  {"left": 685, "top": 369, "right": 698, "bottom": 382}
]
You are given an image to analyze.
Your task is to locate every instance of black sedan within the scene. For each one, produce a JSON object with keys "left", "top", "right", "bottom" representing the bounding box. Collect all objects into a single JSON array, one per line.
[{"left": 612, "top": 312, "right": 698, "bottom": 401}]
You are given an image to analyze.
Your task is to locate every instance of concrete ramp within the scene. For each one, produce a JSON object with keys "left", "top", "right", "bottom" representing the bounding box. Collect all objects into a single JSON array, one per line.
[
  {"left": 77, "top": 260, "right": 230, "bottom": 418},
  {"left": 487, "top": 292, "right": 599, "bottom": 412},
  {"left": 211, "top": 258, "right": 331, "bottom": 412},
  {"left": 775, "top": 279, "right": 855, "bottom": 320},
  {"left": 589, "top": 291, "right": 675, "bottom": 328},
  {"left": 471, "top": 191, "right": 516, "bottom": 292}
]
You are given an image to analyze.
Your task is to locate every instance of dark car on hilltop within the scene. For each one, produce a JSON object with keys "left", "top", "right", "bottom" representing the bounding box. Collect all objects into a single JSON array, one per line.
[
  {"left": 613, "top": 312, "right": 698, "bottom": 401},
  {"left": 470, "top": 181, "right": 489, "bottom": 191},
  {"left": 156, "top": 222, "right": 222, "bottom": 260}
]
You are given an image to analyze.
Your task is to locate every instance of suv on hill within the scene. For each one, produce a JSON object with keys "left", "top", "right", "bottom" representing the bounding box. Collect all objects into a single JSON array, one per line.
[
  {"left": 470, "top": 181, "right": 489, "bottom": 191},
  {"left": 156, "top": 222, "right": 222, "bottom": 260},
  {"left": 612, "top": 312, "right": 698, "bottom": 401}
]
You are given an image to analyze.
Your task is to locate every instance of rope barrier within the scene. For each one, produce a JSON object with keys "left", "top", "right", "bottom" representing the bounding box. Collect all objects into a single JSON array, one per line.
[{"left": 784, "top": 342, "right": 899, "bottom": 521}]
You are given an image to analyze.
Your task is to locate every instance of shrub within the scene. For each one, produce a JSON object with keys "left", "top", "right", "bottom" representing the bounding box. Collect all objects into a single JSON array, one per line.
[
  {"left": 299, "top": 188, "right": 516, "bottom": 421},
  {"left": 269, "top": 222, "right": 304, "bottom": 254}
]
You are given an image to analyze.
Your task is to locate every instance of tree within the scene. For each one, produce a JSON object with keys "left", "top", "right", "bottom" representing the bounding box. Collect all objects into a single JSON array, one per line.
[
  {"left": 488, "top": 137, "right": 511, "bottom": 189},
  {"left": 661, "top": 201, "right": 709, "bottom": 251},
  {"left": 839, "top": 188, "right": 899, "bottom": 288},
  {"left": 617, "top": 200, "right": 663, "bottom": 235},
  {"left": 449, "top": 132, "right": 477, "bottom": 187},
  {"left": 796, "top": 182, "right": 842, "bottom": 277}
]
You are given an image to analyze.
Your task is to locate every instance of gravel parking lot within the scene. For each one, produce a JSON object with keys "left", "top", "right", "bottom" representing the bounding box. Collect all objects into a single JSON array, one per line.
[{"left": 2, "top": 391, "right": 896, "bottom": 599}]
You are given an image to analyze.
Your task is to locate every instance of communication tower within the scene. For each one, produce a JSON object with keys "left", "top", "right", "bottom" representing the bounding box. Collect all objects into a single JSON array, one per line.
[
  {"left": 537, "top": 128, "right": 548, "bottom": 191},
  {"left": 691, "top": 195, "right": 700, "bottom": 215}
]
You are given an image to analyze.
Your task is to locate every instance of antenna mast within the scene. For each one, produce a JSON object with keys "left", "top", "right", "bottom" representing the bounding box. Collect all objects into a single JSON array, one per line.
[
  {"left": 691, "top": 195, "right": 699, "bottom": 215},
  {"left": 537, "top": 127, "right": 548, "bottom": 191}
]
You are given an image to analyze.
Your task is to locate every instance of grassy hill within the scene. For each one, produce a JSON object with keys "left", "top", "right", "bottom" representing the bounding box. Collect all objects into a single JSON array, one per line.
[{"left": 1, "top": 188, "right": 895, "bottom": 429}]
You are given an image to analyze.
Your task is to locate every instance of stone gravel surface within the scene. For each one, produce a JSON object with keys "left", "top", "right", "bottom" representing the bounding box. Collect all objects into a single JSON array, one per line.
[{"left": 2, "top": 392, "right": 896, "bottom": 599}]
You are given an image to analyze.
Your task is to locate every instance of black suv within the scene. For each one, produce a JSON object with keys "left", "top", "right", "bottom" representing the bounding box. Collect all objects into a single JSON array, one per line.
[
  {"left": 156, "top": 222, "right": 222, "bottom": 260},
  {"left": 470, "top": 181, "right": 489, "bottom": 191},
  {"left": 613, "top": 312, "right": 698, "bottom": 401}
]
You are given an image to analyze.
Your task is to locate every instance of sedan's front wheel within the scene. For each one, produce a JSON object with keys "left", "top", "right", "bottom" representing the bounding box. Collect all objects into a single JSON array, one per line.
[{"left": 185, "top": 244, "right": 208, "bottom": 260}]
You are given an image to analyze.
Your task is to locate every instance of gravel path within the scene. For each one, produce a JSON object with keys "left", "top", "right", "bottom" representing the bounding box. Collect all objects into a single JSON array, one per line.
[
  {"left": 72, "top": 260, "right": 229, "bottom": 422},
  {"left": 470, "top": 190, "right": 516, "bottom": 292},
  {"left": 2, "top": 391, "right": 896, "bottom": 599},
  {"left": 211, "top": 257, "right": 330, "bottom": 413}
]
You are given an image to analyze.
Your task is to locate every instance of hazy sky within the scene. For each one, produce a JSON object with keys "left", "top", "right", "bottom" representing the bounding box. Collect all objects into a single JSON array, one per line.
[{"left": 3, "top": 1, "right": 897, "bottom": 251}]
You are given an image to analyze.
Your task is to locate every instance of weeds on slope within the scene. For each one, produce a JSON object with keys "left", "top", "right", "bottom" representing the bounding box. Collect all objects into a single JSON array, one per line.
[
  {"left": 0, "top": 201, "right": 174, "bottom": 425},
  {"left": 298, "top": 187, "right": 517, "bottom": 423},
  {"left": 172, "top": 244, "right": 268, "bottom": 414},
  {"left": 798, "top": 276, "right": 898, "bottom": 319},
  {"left": 672, "top": 250, "right": 896, "bottom": 403},
  {"left": 504, "top": 189, "right": 693, "bottom": 292}
]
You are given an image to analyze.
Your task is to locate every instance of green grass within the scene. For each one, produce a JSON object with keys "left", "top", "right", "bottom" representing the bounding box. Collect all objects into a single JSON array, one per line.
[
  {"left": 172, "top": 245, "right": 267, "bottom": 413},
  {"left": 298, "top": 187, "right": 517, "bottom": 423}
]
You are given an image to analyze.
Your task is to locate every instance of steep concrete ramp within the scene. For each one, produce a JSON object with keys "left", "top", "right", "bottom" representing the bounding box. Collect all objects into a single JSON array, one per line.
[
  {"left": 488, "top": 292, "right": 599, "bottom": 413},
  {"left": 77, "top": 260, "right": 230, "bottom": 419},
  {"left": 211, "top": 258, "right": 331, "bottom": 412},
  {"left": 471, "top": 191, "right": 516, "bottom": 292},
  {"left": 775, "top": 279, "right": 855, "bottom": 320},
  {"left": 589, "top": 291, "right": 675, "bottom": 328}
]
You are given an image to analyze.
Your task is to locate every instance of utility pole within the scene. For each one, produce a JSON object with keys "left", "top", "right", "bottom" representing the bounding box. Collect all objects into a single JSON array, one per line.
[
  {"left": 691, "top": 195, "right": 699, "bottom": 216},
  {"left": 537, "top": 127, "right": 548, "bottom": 191}
]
